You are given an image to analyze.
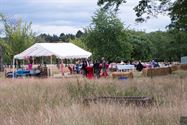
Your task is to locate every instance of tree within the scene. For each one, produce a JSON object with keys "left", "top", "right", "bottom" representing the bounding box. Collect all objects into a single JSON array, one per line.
[
  {"left": 0, "top": 14, "right": 35, "bottom": 63},
  {"left": 59, "top": 33, "right": 75, "bottom": 42},
  {"left": 146, "top": 30, "right": 187, "bottom": 61},
  {"left": 83, "top": 9, "right": 132, "bottom": 61},
  {"left": 51, "top": 34, "right": 59, "bottom": 42},
  {"left": 76, "top": 30, "right": 84, "bottom": 38},
  {"left": 0, "top": 40, "right": 3, "bottom": 71},
  {"left": 168, "top": 0, "right": 187, "bottom": 31},
  {"left": 59, "top": 33, "right": 66, "bottom": 42},
  {"left": 70, "top": 38, "right": 87, "bottom": 50},
  {"left": 35, "top": 34, "right": 46, "bottom": 43},
  {"left": 97, "top": 0, "right": 187, "bottom": 31},
  {"left": 146, "top": 31, "right": 171, "bottom": 61},
  {"left": 127, "top": 31, "right": 153, "bottom": 60},
  {"left": 168, "top": 30, "right": 187, "bottom": 59},
  {"left": 0, "top": 13, "right": 4, "bottom": 70},
  {"left": 66, "top": 34, "right": 75, "bottom": 41},
  {"left": 36, "top": 33, "right": 60, "bottom": 42}
]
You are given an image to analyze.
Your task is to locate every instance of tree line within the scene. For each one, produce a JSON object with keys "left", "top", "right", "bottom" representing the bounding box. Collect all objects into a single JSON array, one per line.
[
  {"left": 82, "top": 9, "right": 187, "bottom": 62},
  {"left": 35, "top": 30, "right": 83, "bottom": 43},
  {"left": 0, "top": 0, "right": 187, "bottom": 65}
]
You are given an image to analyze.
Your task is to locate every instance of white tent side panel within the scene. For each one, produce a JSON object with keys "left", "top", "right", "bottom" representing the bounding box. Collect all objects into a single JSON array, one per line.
[{"left": 14, "top": 43, "right": 92, "bottom": 59}]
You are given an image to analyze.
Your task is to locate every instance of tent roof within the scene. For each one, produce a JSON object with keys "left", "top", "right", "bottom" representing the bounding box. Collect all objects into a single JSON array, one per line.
[{"left": 14, "top": 43, "right": 92, "bottom": 59}]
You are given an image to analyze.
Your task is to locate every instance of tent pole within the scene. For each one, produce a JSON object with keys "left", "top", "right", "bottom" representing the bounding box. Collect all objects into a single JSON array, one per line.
[
  {"left": 12, "top": 58, "right": 15, "bottom": 79},
  {"left": 33, "top": 57, "right": 34, "bottom": 65},
  {"left": 50, "top": 56, "right": 52, "bottom": 65},
  {"left": 50, "top": 56, "right": 52, "bottom": 77},
  {"left": 42, "top": 57, "right": 44, "bottom": 64},
  {"left": 23, "top": 60, "right": 25, "bottom": 68}
]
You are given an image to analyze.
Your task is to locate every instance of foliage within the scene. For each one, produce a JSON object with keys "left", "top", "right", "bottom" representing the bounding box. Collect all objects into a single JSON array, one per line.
[
  {"left": 36, "top": 34, "right": 60, "bottom": 43},
  {"left": 168, "top": 0, "right": 187, "bottom": 31},
  {"left": 168, "top": 30, "right": 187, "bottom": 58},
  {"left": 146, "top": 31, "right": 173, "bottom": 61},
  {"left": 147, "top": 30, "right": 187, "bottom": 61},
  {"left": 98, "top": 0, "right": 171, "bottom": 20},
  {"left": 0, "top": 15, "right": 35, "bottom": 63},
  {"left": 70, "top": 38, "right": 87, "bottom": 50},
  {"left": 36, "top": 33, "right": 77, "bottom": 43},
  {"left": 59, "top": 33, "right": 75, "bottom": 42},
  {"left": 98, "top": 0, "right": 187, "bottom": 31},
  {"left": 82, "top": 8, "right": 186, "bottom": 61},
  {"left": 83, "top": 9, "right": 132, "bottom": 61},
  {"left": 75, "top": 30, "right": 84, "bottom": 38},
  {"left": 127, "top": 30, "right": 153, "bottom": 60}
]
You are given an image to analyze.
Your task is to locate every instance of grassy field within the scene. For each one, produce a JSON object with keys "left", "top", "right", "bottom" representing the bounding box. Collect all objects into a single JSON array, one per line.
[{"left": 0, "top": 71, "right": 187, "bottom": 125}]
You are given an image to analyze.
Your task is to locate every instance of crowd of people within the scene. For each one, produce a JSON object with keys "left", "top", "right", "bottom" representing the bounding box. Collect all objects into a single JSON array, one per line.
[
  {"left": 58, "top": 57, "right": 164, "bottom": 79},
  {"left": 59, "top": 57, "right": 109, "bottom": 78},
  {"left": 9, "top": 56, "right": 174, "bottom": 78}
]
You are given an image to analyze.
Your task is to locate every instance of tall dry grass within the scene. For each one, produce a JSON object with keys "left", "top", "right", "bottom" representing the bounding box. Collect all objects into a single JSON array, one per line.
[{"left": 0, "top": 71, "right": 187, "bottom": 125}]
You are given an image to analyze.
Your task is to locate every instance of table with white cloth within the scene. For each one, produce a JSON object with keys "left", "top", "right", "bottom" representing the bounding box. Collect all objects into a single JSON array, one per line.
[{"left": 116, "top": 64, "right": 135, "bottom": 72}]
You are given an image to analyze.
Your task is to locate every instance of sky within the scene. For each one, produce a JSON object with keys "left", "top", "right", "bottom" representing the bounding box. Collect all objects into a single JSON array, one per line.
[{"left": 0, "top": 0, "right": 171, "bottom": 35}]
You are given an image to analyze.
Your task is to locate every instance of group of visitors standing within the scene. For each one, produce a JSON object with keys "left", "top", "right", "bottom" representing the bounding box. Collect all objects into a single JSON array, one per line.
[
  {"left": 59, "top": 57, "right": 108, "bottom": 78},
  {"left": 135, "top": 59, "right": 160, "bottom": 71},
  {"left": 81, "top": 57, "right": 108, "bottom": 78}
]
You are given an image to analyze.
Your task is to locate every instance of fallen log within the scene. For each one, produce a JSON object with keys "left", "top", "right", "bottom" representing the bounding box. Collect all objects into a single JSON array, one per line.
[{"left": 83, "top": 96, "right": 153, "bottom": 106}]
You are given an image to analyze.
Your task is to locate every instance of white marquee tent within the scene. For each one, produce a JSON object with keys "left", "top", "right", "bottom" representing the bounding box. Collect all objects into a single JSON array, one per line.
[
  {"left": 14, "top": 43, "right": 92, "bottom": 59},
  {"left": 12, "top": 43, "right": 92, "bottom": 78}
]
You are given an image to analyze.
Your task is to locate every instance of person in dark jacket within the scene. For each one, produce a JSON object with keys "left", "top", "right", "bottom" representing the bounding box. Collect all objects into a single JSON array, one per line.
[
  {"left": 81, "top": 60, "right": 87, "bottom": 76},
  {"left": 93, "top": 60, "right": 100, "bottom": 78},
  {"left": 136, "top": 61, "right": 144, "bottom": 71}
]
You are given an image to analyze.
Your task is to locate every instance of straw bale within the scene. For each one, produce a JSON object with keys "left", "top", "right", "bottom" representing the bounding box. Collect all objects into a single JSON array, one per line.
[
  {"left": 112, "top": 72, "right": 133, "bottom": 79},
  {"left": 142, "top": 67, "right": 172, "bottom": 77}
]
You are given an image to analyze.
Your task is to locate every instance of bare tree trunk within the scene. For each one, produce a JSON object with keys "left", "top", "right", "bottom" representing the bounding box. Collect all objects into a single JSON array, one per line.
[{"left": 0, "top": 46, "right": 4, "bottom": 72}]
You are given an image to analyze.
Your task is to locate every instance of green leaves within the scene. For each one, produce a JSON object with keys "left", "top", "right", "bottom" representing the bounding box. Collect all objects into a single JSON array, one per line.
[
  {"left": 97, "top": 0, "right": 187, "bottom": 31},
  {"left": 0, "top": 14, "right": 35, "bottom": 63},
  {"left": 168, "top": 0, "right": 187, "bottom": 31},
  {"left": 83, "top": 9, "right": 132, "bottom": 61},
  {"left": 146, "top": 30, "right": 187, "bottom": 61},
  {"left": 70, "top": 38, "right": 87, "bottom": 51},
  {"left": 128, "top": 31, "right": 153, "bottom": 60}
]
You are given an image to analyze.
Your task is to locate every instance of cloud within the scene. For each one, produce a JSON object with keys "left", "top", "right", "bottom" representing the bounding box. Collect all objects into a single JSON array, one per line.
[
  {"left": 27, "top": 0, "right": 96, "bottom": 4},
  {"left": 118, "top": 1, "right": 171, "bottom": 32},
  {"left": 133, "top": 15, "right": 171, "bottom": 32},
  {"left": 32, "top": 24, "right": 82, "bottom": 35},
  {"left": 0, "top": 0, "right": 171, "bottom": 35}
]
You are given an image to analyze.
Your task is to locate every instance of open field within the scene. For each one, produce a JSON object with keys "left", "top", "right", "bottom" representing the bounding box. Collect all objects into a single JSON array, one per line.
[{"left": 0, "top": 71, "right": 187, "bottom": 125}]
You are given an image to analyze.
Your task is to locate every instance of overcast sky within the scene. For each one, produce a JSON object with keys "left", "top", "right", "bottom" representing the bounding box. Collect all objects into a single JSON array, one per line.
[{"left": 0, "top": 0, "right": 171, "bottom": 35}]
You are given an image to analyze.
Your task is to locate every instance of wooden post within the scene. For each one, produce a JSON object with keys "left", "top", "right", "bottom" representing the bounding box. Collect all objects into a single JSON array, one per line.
[
  {"left": 12, "top": 58, "right": 15, "bottom": 78},
  {"left": 180, "top": 116, "right": 187, "bottom": 125}
]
